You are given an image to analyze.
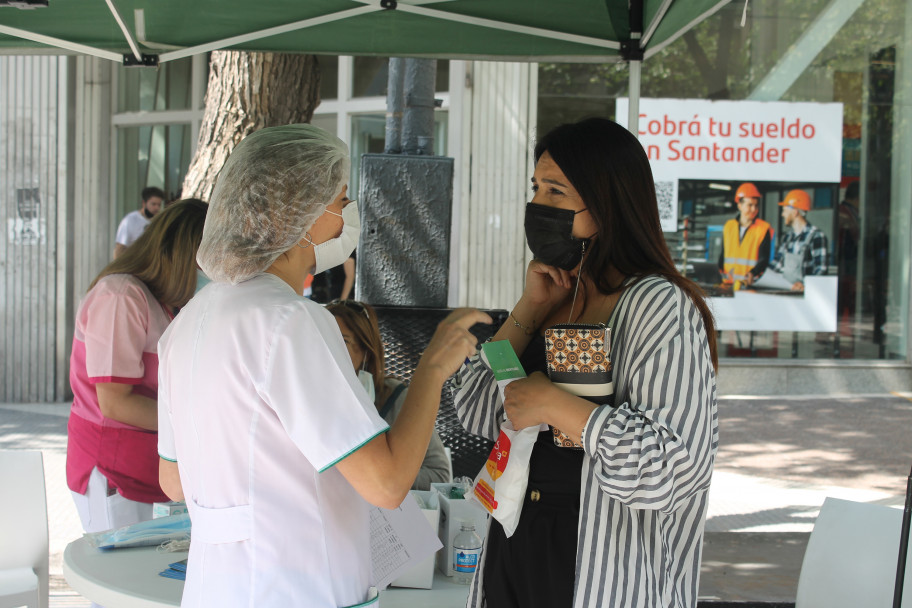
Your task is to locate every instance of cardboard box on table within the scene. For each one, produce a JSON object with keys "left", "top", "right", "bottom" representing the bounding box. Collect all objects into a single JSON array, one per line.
[
  {"left": 388, "top": 490, "right": 440, "bottom": 590},
  {"left": 431, "top": 482, "right": 490, "bottom": 577}
]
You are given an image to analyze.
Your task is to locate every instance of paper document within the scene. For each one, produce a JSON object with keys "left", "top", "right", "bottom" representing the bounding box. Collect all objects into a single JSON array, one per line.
[
  {"left": 753, "top": 270, "right": 794, "bottom": 290},
  {"left": 370, "top": 494, "right": 442, "bottom": 589}
]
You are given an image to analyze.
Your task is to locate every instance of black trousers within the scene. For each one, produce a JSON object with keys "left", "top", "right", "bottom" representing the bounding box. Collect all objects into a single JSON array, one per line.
[{"left": 482, "top": 431, "right": 583, "bottom": 608}]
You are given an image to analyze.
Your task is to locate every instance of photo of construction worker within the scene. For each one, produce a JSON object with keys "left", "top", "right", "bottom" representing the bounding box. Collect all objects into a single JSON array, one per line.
[
  {"left": 718, "top": 182, "right": 773, "bottom": 288},
  {"left": 769, "top": 189, "right": 829, "bottom": 292}
]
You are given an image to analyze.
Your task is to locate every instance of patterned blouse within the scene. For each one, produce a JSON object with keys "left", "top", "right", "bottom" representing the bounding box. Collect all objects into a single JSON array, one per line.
[{"left": 453, "top": 275, "right": 718, "bottom": 608}]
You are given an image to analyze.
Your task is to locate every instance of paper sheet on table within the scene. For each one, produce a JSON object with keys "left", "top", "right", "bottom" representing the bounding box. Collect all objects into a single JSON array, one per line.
[
  {"left": 370, "top": 493, "right": 442, "bottom": 590},
  {"left": 753, "top": 270, "right": 794, "bottom": 290}
]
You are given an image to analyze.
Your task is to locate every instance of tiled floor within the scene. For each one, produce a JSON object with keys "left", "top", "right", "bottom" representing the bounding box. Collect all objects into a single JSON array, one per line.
[{"left": 3, "top": 393, "right": 911, "bottom": 606}]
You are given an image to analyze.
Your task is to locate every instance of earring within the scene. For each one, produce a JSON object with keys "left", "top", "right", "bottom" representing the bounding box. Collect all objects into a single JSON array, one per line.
[{"left": 296, "top": 232, "right": 314, "bottom": 250}]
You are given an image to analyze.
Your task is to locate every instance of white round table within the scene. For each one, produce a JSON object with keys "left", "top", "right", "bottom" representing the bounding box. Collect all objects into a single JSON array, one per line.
[
  {"left": 63, "top": 536, "right": 470, "bottom": 607},
  {"left": 63, "top": 537, "right": 184, "bottom": 608}
]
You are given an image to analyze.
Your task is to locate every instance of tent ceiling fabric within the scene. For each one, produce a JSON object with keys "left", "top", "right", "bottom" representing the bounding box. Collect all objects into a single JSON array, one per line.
[{"left": 0, "top": 0, "right": 728, "bottom": 63}]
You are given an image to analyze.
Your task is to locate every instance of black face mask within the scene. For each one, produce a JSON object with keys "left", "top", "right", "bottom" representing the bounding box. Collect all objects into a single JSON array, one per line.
[
  {"left": 524, "top": 202, "right": 590, "bottom": 270},
  {"left": 143, "top": 207, "right": 155, "bottom": 219}
]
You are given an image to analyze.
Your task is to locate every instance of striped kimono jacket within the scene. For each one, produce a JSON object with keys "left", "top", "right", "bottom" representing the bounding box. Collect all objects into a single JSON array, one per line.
[{"left": 453, "top": 275, "right": 718, "bottom": 608}]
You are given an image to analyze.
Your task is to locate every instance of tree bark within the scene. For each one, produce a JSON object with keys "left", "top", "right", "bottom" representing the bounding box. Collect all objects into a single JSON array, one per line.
[{"left": 182, "top": 51, "right": 321, "bottom": 201}]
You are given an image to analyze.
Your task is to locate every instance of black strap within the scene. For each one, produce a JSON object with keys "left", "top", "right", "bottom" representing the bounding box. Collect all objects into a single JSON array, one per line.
[{"left": 379, "top": 382, "right": 407, "bottom": 419}]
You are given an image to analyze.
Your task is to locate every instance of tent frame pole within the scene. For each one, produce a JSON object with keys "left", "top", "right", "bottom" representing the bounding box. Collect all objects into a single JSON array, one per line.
[
  {"left": 103, "top": 0, "right": 143, "bottom": 62},
  {"left": 622, "top": 0, "right": 644, "bottom": 137},
  {"left": 158, "top": 5, "right": 381, "bottom": 62},
  {"left": 0, "top": 24, "right": 122, "bottom": 62},
  {"left": 628, "top": 59, "right": 642, "bottom": 136}
]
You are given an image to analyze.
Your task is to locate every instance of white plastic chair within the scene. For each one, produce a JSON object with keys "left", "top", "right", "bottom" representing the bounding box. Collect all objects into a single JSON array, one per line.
[
  {"left": 0, "top": 450, "right": 48, "bottom": 608},
  {"left": 796, "top": 497, "right": 912, "bottom": 608}
]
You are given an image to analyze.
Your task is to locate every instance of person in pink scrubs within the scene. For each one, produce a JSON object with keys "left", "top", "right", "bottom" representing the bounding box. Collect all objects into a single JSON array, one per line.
[{"left": 67, "top": 198, "right": 207, "bottom": 534}]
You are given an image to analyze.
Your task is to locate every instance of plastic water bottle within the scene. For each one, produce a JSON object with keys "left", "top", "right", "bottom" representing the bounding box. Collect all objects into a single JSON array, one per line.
[{"left": 453, "top": 521, "right": 482, "bottom": 585}]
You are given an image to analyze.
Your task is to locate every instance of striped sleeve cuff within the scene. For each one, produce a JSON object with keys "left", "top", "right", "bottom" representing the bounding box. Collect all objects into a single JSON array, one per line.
[{"left": 582, "top": 405, "right": 614, "bottom": 456}]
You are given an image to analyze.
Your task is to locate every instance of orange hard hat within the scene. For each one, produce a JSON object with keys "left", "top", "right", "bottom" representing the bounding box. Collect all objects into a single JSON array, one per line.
[
  {"left": 734, "top": 182, "right": 761, "bottom": 202},
  {"left": 778, "top": 189, "right": 812, "bottom": 212}
]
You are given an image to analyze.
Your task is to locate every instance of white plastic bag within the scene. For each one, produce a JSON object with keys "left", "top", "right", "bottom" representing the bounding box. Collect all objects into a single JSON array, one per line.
[{"left": 469, "top": 419, "right": 539, "bottom": 538}]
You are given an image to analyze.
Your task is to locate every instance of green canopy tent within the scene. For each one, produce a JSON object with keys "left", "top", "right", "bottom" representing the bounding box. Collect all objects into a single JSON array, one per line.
[{"left": 0, "top": 0, "right": 730, "bottom": 132}]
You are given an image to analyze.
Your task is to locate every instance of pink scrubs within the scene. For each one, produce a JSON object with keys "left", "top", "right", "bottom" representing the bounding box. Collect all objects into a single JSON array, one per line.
[{"left": 67, "top": 274, "right": 171, "bottom": 507}]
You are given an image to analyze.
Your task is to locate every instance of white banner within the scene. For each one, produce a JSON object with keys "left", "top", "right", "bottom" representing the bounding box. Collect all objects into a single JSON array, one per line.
[
  {"left": 710, "top": 276, "right": 837, "bottom": 332},
  {"left": 616, "top": 98, "right": 843, "bottom": 183}
]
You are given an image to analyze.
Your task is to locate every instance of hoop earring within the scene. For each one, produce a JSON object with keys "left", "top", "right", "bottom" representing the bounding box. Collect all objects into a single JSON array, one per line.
[{"left": 296, "top": 232, "right": 314, "bottom": 250}]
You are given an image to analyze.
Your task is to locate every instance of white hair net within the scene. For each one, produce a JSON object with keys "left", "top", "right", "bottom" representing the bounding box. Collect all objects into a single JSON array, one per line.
[{"left": 197, "top": 124, "right": 350, "bottom": 284}]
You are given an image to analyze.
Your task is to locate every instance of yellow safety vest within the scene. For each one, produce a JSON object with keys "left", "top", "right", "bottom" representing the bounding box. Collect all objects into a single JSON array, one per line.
[{"left": 723, "top": 218, "right": 771, "bottom": 282}]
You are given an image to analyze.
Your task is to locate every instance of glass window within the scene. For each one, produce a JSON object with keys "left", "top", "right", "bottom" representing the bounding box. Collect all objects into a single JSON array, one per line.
[
  {"left": 116, "top": 124, "right": 191, "bottom": 216},
  {"left": 536, "top": 0, "right": 910, "bottom": 361},
  {"left": 435, "top": 60, "right": 450, "bottom": 93},
  {"left": 117, "top": 57, "right": 194, "bottom": 112},
  {"left": 315, "top": 55, "right": 339, "bottom": 101},
  {"left": 353, "top": 57, "right": 389, "bottom": 97},
  {"left": 310, "top": 113, "right": 337, "bottom": 136}
]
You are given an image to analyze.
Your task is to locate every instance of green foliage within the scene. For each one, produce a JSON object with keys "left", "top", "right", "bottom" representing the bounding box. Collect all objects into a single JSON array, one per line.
[{"left": 537, "top": 0, "right": 903, "bottom": 132}]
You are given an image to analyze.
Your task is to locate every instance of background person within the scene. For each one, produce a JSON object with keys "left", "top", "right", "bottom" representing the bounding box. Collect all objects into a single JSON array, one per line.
[
  {"left": 67, "top": 199, "right": 208, "bottom": 536},
  {"left": 114, "top": 186, "right": 165, "bottom": 258},
  {"left": 327, "top": 299, "right": 451, "bottom": 490},
  {"left": 718, "top": 182, "right": 772, "bottom": 287},
  {"left": 312, "top": 253, "right": 356, "bottom": 302},
  {"left": 836, "top": 181, "right": 861, "bottom": 322},
  {"left": 156, "top": 124, "right": 487, "bottom": 608},
  {"left": 770, "top": 189, "right": 829, "bottom": 292},
  {"left": 454, "top": 117, "right": 718, "bottom": 608}
]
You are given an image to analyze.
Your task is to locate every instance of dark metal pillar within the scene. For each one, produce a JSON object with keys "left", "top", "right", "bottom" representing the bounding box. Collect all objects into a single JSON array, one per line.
[
  {"left": 384, "top": 58, "right": 405, "bottom": 154},
  {"left": 401, "top": 58, "right": 436, "bottom": 155},
  {"left": 357, "top": 57, "right": 452, "bottom": 307}
]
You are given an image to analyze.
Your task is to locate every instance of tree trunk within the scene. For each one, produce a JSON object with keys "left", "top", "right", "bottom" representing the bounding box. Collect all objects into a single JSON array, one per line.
[{"left": 182, "top": 51, "right": 321, "bottom": 201}]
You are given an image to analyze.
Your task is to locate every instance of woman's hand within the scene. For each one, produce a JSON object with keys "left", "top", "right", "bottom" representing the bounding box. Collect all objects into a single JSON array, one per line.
[
  {"left": 522, "top": 259, "right": 574, "bottom": 313},
  {"left": 417, "top": 308, "right": 492, "bottom": 384},
  {"left": 503, "top": 372, "right": 559, "bottom": 430},
  {"left": 505, "top": 372, "right": 599, "bottom": 443}
]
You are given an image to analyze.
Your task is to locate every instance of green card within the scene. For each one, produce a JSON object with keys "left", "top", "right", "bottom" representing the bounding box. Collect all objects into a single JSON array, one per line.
[{"left": 481, "top": 340, "right": 525, "bottom": 382}]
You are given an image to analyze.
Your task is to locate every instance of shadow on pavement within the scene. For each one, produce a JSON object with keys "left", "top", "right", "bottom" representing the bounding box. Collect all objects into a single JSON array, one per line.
[{"left": 715, "top": 396, "right": 912, "bottom": 495}]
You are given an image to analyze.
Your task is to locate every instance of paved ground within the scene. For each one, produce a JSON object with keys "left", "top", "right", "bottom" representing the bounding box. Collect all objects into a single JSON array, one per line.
[{"left": 2, "top": 393, "right": 911, "bottom": 606}]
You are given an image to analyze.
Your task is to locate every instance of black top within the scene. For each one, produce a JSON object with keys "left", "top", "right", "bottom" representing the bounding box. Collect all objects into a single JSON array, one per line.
[{"left": 519, "top": 333, "right": 584, "bottom": 498}]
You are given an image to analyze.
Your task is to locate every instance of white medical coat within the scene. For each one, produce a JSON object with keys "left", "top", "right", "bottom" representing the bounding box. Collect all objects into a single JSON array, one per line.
[{"left": 158, "top": 273, "right": 389, "bottom": 608}]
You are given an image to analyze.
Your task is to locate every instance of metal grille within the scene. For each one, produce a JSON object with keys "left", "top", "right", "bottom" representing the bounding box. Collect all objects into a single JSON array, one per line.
[{"left": 373, "top": 305, "right": 507, "bottom": 480}]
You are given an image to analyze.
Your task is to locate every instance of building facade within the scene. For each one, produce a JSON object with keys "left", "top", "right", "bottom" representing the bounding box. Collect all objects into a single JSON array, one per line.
[{"left": 1, "top": 0, "right": 910, "bottom": 401}]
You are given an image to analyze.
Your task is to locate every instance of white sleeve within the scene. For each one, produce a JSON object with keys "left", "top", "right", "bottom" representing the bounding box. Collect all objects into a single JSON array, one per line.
[
  {"left": 115, "top": 215, "right": 132, "bottom": 245},
  {"left": 262, "top": 305, "right": 389, "bottom": 473},
  {"left": 157, "top": 356, "right": 177, "bottom": 462}
]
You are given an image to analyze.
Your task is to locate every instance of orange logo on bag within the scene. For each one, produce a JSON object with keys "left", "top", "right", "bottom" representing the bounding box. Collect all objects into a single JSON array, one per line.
[
  {"left": 474, "top": 479, "right": 497, "bottom": 513},
  {"left": 484, "top": 431, "right": 511, "bottom": 481}
]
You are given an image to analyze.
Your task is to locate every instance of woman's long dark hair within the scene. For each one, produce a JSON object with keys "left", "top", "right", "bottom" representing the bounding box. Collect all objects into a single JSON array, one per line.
[{"left": 535, "top": 118, "right": 718, "bottom": 369}]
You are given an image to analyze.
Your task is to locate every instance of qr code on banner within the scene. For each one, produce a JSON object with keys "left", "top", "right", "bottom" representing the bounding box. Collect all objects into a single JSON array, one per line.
[{"left": 654, "top": 180, "right": 679, "bottom": 233}]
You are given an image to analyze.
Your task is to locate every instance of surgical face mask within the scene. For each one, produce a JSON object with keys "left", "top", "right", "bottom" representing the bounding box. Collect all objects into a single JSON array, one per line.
[
  {"left": 87, "top": 513, "right": 191, "bottom": 550},
  {"left": 311, "top": 200, "right": 360, "bottom": 274},
  {"left": 357, "top": 369, "right": 376, "bottom": 402},
  {"left": 524, "top": 202, "right": 590, "bottom": 270}
]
